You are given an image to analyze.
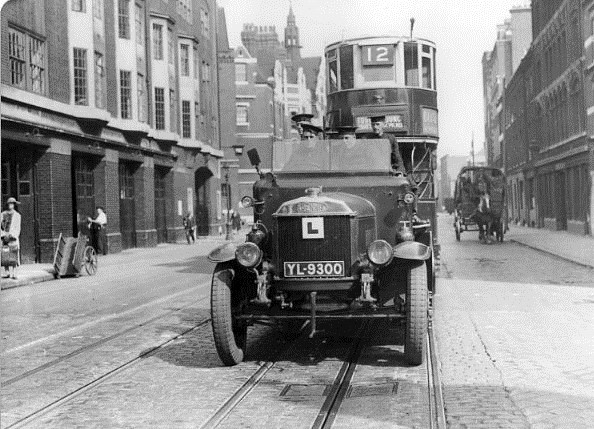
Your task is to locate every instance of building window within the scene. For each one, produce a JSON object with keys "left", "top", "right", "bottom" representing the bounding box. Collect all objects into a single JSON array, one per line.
[
  {"left": 72, "top": 0, "right": 86, "bottom": 12},
  {"left": 73, "top": 48, "right": 88, "bottom": 105},
  {"left": 202, "top": 62, "right": 210, "bottom": 83},
  {"left": 8, "top": 28, "right": 46, "bottom": 94},
  {"left": 93, "top": 0, "right": 103, "bottom": 19},
  {"left": 8, "top": 28, "right": 25, "bottom": 88},
  {"left": 235, "top": 63, "right": 247, "bottom": 82},
  {"left": 135, "top": 3, "right": 144, "bottom": 46},
  {"left": 180, "top": 44, "right": 190, "bottom": 76},
  {"left": 137, "top": 73, "right": 146, "bottom": 122},
  {"left": 154, "top": 87, "right": 165, "bottom": 129},
  {"left": 193, "top": 46, "right": 199, "bottom": 79},
  {"left": 194, "top": 101, "right": 200, "bottom": 136},
  {"left": 152, "top": 24, "right": 163, "bottom": 60},
  {"left": 168, "top": 28, "right": 174, "bottom": 65},
  {"left": 177, "top": 0, "right": 192, "bottom": 22},
  {"left": 118, "top": 0, "right": 130, "bottom": 39},
  {"left": 120, "top": 70, "right": 132, "bottom": 119},
  {"left": 200, "top": 8, "right": 209, "bottom": 37},
  {"left": 29, "top": 37, "right": 45, "bottom": 93},
  {"left": 236, "top": 104, "right": 249, "bottom": 125},
  {"left": 182, "top": 100, "right": 191, "bottom": 138},
  {"left": 94, "top": 52, "right": 104, "bottom": 108},
  {"left": 169, "top": 89, "right": 177, "bottom": 132}
]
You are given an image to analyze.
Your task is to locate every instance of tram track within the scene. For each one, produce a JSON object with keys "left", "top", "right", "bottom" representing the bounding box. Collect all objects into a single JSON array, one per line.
[
  {"left": 3, "top": 293, "right": 210, "bottom": 387},
  {"left": 5, "top": 318, "right": 212, "bottom": 429},
  {"left": 201, "top": 319, "right": 445, "bottom": 429}
]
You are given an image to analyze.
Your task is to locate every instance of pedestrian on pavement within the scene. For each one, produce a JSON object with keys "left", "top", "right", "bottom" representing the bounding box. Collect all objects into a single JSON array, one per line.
[
  {"left": 231, "top": 210, "right": 242, "bottom": 232},
  {"left": 183, "top": 212, "right": 195, "bottom": 244},
  {"left": 88, "top": 207, "right": 108, "bottom": 255},
  {"left": 1, "top": 197, "right": 21, "bottom": 279}
]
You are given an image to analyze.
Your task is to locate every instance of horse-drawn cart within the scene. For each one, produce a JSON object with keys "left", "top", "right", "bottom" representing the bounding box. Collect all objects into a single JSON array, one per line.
[
  {"left": 453, "top": 166, "right": 506, "bottom": 243},
  {"left": 53, "top": 233, "right": 98, "bottom": 278}
]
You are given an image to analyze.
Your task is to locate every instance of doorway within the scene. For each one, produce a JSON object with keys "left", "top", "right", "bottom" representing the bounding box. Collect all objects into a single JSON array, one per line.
[
  {"left": 1, "top": 149, "right": 40, "bottom": 263},
  {"left": 119, "top": 162, "right": 137, "bottom": 249},
  {"left": 195, "top": 167, "right": 213, "bottom": 236},
  {"left": 154, "top": 167, "right": 168, "bottom": 244}
]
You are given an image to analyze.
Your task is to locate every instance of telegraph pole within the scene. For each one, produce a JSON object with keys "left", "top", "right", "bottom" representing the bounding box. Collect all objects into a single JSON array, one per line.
[{"left": 471, "top": 132, "right": 475, "bottom": 167}]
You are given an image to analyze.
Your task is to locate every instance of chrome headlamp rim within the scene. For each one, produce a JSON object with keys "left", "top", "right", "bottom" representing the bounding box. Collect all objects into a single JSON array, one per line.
[
  {"left": 403, "top": 192, "right": 416, "bottom": 204},
  {"left": 239, "top": 195, "right": 254, "bottom": 209},
  {"left": 235, "top": 242, "right": 263, "bottom": 267},
  {"left": 367, "top": 239, "right": 394, "bottom": 266}
]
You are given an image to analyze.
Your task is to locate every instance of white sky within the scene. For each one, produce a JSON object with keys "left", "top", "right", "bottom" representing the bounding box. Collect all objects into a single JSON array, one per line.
[{"left": 218, "top": 0, "right": 528, "bottom": 158}]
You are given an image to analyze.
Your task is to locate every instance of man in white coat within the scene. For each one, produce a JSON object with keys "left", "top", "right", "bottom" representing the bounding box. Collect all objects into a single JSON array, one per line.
[{"left": 1, "top": 197, "right": 22, "bottom": 279}]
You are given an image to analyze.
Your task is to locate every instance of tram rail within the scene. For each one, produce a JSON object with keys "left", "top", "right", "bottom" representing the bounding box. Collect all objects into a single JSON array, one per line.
[
  {"left": 5, "top": 318, "right": 212, "bottom": 429},
  {"left": 200, "top": 320, "right": 445, "bottom": 429}
]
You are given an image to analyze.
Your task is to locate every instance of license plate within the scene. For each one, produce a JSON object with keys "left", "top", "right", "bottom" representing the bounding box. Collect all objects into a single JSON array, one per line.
[{"left": 284, "top": 261, "right": 345, "bottom": 278}]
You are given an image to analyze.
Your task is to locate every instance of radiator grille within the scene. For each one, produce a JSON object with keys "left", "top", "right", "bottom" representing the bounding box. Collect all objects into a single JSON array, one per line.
[{"left": 276, "top": 216, "right": 352, "bottom": 277}]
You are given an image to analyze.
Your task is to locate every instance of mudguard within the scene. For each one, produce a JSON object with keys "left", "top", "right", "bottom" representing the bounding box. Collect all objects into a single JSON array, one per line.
[
  {"left": 207, "top": 242, "right": 237, "bottom": 263},
  {"left": 393, "top": 241, "right": 431, "bottom": 261}
]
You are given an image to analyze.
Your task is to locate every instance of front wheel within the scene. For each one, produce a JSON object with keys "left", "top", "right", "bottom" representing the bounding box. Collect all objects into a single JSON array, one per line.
[
  {"left": 405, "top": 263, "right": 428, "bottom": 366},
  {"left": 211, "top": 263, "right": 247, "bottom": 366},
  {"left": 83, "top": 246, "right": 98, "bottom": 276}
]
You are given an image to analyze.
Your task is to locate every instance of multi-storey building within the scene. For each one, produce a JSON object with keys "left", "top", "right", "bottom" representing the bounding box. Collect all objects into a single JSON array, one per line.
[
  {"left": 1, "top": 0, "right": 232, "bottom": 263},
  {"left": 482, "top": 6, "right": 532, "bottom": 168},
  {"left": 582, "top": 0, "right": 594, "bottom": 235},
  {"left": 240, "top": 5, "right": 324, "bottom": 125},
  {"left": 501, "top": 0, "right": 590, "bottom": 234}
]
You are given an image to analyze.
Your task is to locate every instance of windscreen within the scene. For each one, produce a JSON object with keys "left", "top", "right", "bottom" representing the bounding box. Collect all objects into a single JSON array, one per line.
[{"left": 273, "top": 138, "right": 391, "bottom": 173}]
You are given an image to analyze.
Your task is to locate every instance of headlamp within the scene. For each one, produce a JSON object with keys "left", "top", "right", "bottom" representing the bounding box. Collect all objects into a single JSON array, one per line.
[
  {"left": 403, "top": 192, "right": 415, "bottom": 204},
  {"left": 235, "top": 242, "right": 262, "bottom": 268},
  {"left": 367, "top": 240, "right": 394, "bottom": 266},
  {"left": 239, "top": 196, "right": 254, "bottom": 209}
]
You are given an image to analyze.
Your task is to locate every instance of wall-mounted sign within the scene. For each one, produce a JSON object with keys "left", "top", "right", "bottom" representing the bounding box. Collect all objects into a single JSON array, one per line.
[{"left": 361, "top": 45, "right": 394, "bottom": 66}]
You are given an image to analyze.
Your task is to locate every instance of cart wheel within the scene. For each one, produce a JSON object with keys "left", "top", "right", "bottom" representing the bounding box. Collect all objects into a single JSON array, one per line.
[{"left": 83, "top": 246, "right": 98, "bottom": 276}]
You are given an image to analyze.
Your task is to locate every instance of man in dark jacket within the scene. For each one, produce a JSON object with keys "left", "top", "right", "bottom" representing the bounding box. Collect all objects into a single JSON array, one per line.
[{"left": 369, "top": 115, "right": 406, "bottom": 175}]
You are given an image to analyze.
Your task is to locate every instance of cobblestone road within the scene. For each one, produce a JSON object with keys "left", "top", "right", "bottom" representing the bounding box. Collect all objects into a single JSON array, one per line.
[{"left": 435, "top": 214, "right": 594, "bottom": 429}]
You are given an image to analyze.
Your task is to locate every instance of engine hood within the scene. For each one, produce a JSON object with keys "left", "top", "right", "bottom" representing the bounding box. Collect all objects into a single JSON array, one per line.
[{"left": 274, "top": 188, "right": 376, "bottom": 218}]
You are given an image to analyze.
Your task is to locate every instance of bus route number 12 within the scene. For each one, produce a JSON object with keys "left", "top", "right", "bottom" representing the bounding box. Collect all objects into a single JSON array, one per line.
[{"left": 362, "top": 45, "right": 394, "bottom": 66}]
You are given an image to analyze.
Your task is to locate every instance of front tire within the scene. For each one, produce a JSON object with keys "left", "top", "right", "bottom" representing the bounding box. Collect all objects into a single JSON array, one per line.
[
  {"left": 211, "top": 263, "right": 247, "bottom": 366},
  {"left": 405, "top": 263, "right": 428, "bottom": 366}
]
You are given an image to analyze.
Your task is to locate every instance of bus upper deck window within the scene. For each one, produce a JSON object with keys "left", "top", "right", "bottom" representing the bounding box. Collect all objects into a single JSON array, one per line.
[
  {"left": 404, "top": 42, "right": 419, "bottom": 86},
  {"left": 422, "top": 57, "right": 432, "bottom": 89},
  {"left": 327, "top": 49, "right": 338, "bottom": 93},
  {"left": 339, "top": 45, "right": 354, "bottom": 89}
]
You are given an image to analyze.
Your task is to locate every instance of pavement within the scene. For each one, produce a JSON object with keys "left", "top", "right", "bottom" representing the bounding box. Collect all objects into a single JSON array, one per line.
[
  {"left": 0, "top": 232, "right": 246, "bottom": 291},
  {"left": 4, "top": 222, "right": 592, "bottom": 291},
  {"left": 506, "top": 223, "right": 594, "bottom": 269}
]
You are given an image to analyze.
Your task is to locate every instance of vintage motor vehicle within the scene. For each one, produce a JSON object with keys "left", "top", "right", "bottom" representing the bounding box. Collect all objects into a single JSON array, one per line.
[{"left": 208, "top": 137, "right": 436, "bottom": 366}]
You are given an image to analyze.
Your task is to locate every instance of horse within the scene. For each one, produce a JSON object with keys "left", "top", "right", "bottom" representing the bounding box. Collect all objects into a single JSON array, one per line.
[{"left": 474, "top": 193, "right": 495, "bottom": 244}]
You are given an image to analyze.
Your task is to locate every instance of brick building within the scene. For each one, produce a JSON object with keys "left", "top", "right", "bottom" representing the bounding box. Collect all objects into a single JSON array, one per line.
[
  {"left": 482, "top": 6, "right": 532, "bottom": 168},
  {"left": 1, "top": 0, "right": 233, "bottom": 263},
  {"left": 500, "top": 0, "right": 591, "bottom": 234}
]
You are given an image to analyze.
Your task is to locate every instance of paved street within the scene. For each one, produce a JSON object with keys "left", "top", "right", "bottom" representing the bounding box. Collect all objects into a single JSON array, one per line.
[
  {"left": 2, "top": 217, "right": 594, "bottom": 428},
  {"left": 435, "top": 214, "right": 594, "bottom": 429}
]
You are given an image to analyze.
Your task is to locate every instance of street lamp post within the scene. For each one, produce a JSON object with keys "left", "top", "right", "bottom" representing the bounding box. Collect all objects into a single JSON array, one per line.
[{"left": 223, "top": 165, "right": 233, "bottom": 241}]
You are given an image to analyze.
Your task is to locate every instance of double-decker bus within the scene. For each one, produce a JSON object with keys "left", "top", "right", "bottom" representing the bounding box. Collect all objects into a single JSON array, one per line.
[{"left": 325, "top": 36, "right": 439, "bottom": 241}]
